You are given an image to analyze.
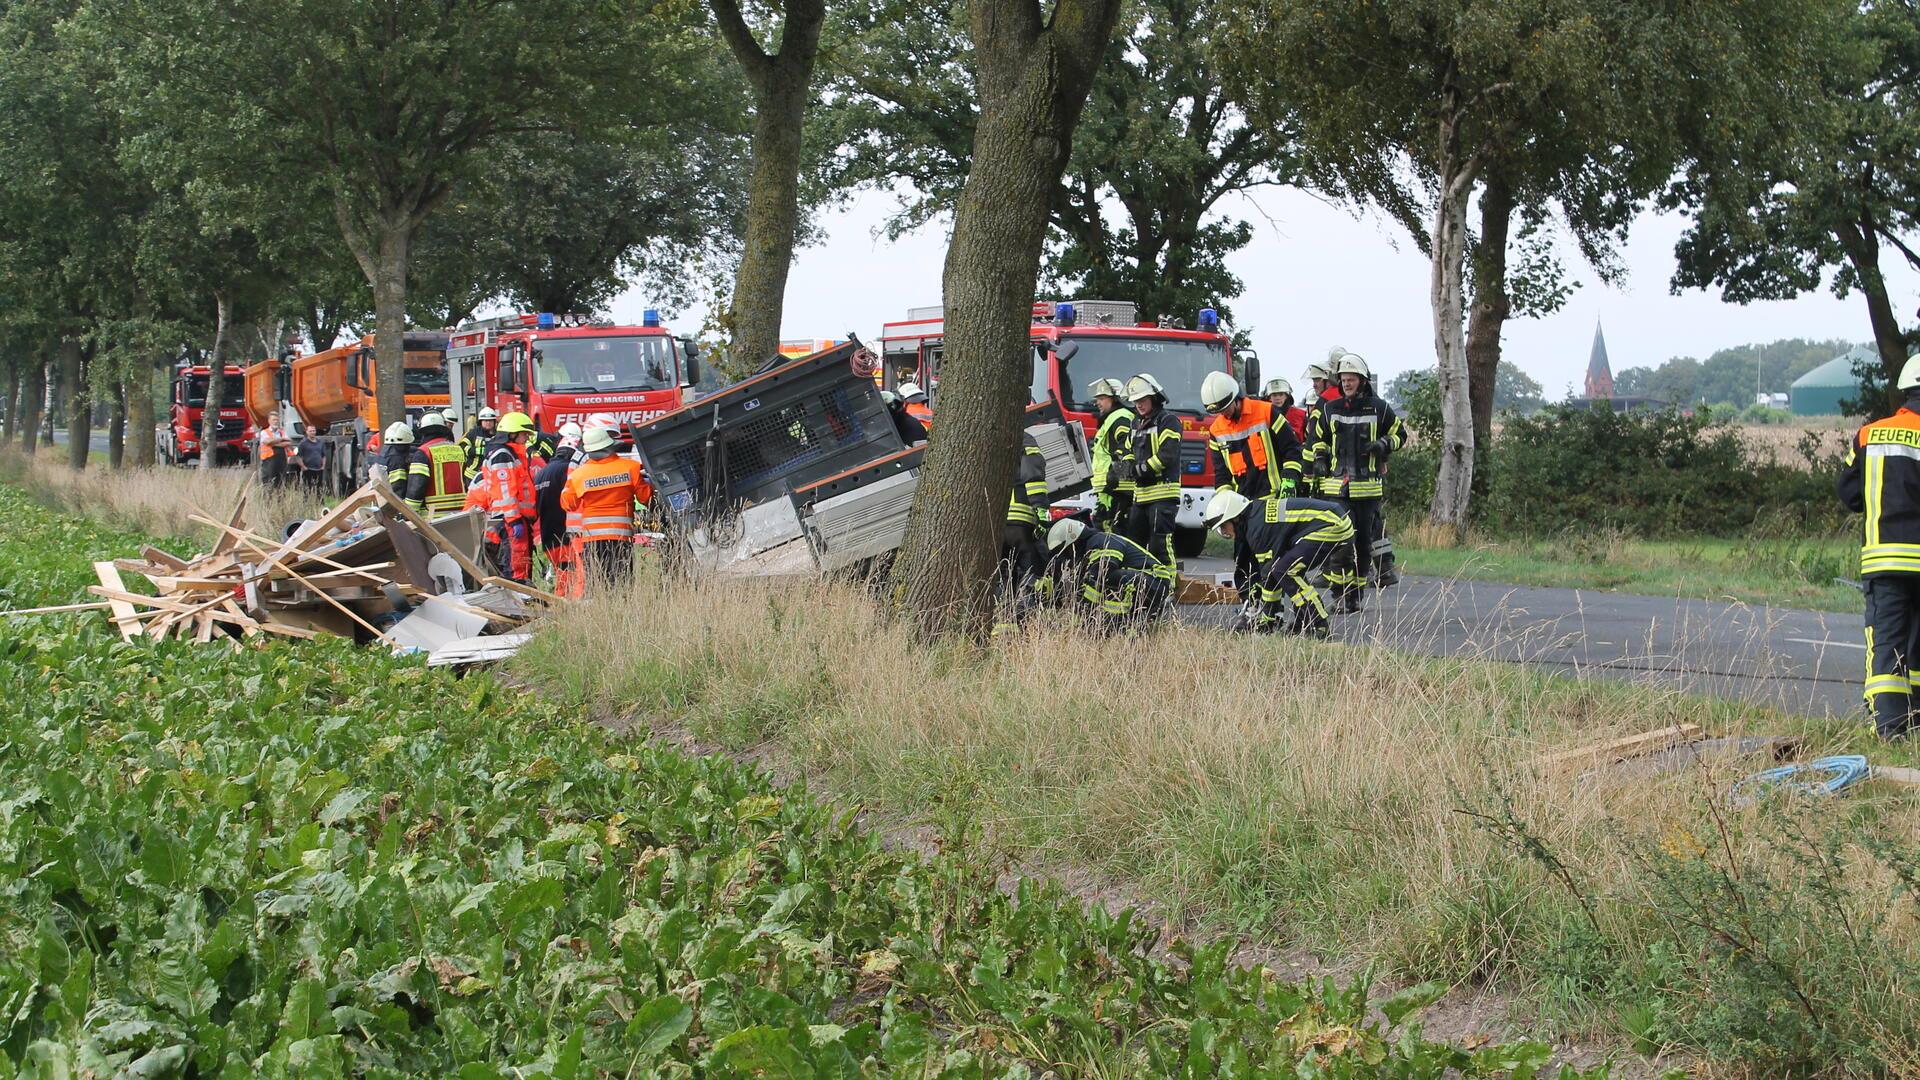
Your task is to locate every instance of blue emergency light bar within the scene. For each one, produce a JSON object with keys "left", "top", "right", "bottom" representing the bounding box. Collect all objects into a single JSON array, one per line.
[
  {"left": 1055, "top": 302, "right": 1076, "bottom": 327},
  {"left": 643, "top": 309, "right": 661, "bottom": 328},
  {"left": 1198, "top": 307, "right": 1219, "bottom": 332},
  {"left": 536, "top": 312, "right": 556, "bottom": 329}
]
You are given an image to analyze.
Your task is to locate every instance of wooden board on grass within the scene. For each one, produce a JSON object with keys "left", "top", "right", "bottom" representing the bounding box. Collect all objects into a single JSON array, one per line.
[
  {"left": 92, "top": 562, "right": 145, "bottom": 640},
  {"left": 1537, "top": 723, "right": 1704, "bottom": 770}
]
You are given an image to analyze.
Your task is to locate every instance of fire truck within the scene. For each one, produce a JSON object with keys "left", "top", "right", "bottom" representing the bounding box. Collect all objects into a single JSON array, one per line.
[
  {"left": 158, "top": 361, "right": 254, "bottom": 466},
  {"left": 443, "top": 311, "right": 701, "bottom": 439},
  {"left": 878, "top": 299, "right": 1255, "bottom": 556}
]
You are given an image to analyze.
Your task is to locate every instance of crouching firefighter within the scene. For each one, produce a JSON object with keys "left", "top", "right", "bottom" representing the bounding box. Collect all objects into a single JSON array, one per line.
[
  {"left": 1001, "top": 430, "right": 1051, "bottom": 620},
  {"left": 1045, "top": 517, "right": 1171, "bottom": 631},
  {"left": 482, "top": 412, "right": 539, "bottom": 583},
  {"left": 1202, "top": 489, "right": 1355, "bottom": 639},
  {"left": 1838, "top": 354, "right": 1920, "bottom": 739}
]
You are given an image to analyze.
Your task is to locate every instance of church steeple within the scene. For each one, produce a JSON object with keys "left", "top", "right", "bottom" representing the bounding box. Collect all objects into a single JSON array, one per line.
[{"left": 1585, "top": 320, "right": 1614, "bottom": 398}]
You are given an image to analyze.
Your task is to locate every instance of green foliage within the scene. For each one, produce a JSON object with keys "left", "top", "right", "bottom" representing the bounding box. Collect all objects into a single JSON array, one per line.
[
  {"left": 1388, "top": 363, "right": 1541, "bottom": 426},
  {"left": 0, "top": 482, "right": 1604, "bottom": 1077},
  {"left": 1612, "top": 338, "right": 1862, "bottom": 407}
]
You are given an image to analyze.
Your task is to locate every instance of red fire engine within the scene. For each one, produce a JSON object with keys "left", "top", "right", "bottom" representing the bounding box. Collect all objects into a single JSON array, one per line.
[
  {"left": 879, "top": 299, "right": 1253, "bottom": 556},
  {"left": 443, "top": 310, "right": 701, "bottom": 438},
  {"left": 157, "top": 361, "right": 255, "bottom": 466}
]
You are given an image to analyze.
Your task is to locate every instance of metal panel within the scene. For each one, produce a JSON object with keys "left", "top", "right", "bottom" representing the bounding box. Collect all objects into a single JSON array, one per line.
[{"left": 804, "top": 470, "right": 919, "bottom": 573}]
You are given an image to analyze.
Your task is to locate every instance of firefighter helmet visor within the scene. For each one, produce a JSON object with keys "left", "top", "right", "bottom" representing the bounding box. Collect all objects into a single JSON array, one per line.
[
  {"left": 1200, "top": 370, "right": 1241, "bottom": 414},
  {"left": 1046, "top": 518, "right": 1087, "bottom": 551},
  {"left": 1203, "top": 489, "right": 1252, "bottom": 533}
]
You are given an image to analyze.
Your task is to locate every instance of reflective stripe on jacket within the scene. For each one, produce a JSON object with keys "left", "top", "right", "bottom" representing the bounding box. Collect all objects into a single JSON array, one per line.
[
  {"left": 484, "top": 440, "right": 536, "bottom": 521},
  {"left": 1840, "top": 407, "right": 1920, "bottom": 575},
  {"left": 1130, "top": 408, "right": 1183, "bottom": 503},
  {"left": 1006, "top": 433, "right": 1049, "bottom": 527},
  {"left": 561, "top": 455, "right": 651, "bottom": 543},
  {"left": 1092, "top": 406, "right": 1136, "bottom": 494},
  {"left": 420, "top": 438, "right": 467, "bottom": 513},
  {"left": 1207, "top": 398, "right": 1301, "bottom": 496},
  {"left": 1305, "top": 391, "right": 1405, "bottom": 500}
]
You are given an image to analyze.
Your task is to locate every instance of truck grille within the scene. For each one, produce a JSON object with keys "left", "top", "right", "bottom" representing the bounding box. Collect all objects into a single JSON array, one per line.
[
  {"left": 216, "top": 420, "right": 247, "bottom": 438},
  {"left": 1180, "top": 438, "right": 1208, "bottom": 477}
]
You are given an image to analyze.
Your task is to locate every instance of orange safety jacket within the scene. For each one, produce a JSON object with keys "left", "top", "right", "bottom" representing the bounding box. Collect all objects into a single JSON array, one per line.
[
  {"left": 1206, "top": 397, "right": 1301, "bottom": 495},
  {"left": 258, "top": 425, "right": 285, "bottom": 460},
  {"left": 483, "top": 440, "right": 536, "bottom": 521},
  {"left": 560, "top": 455, "right": 652, "bottom": 543},
  {"left": 905, "top": 401, "right": 933, "bottom": 432}
]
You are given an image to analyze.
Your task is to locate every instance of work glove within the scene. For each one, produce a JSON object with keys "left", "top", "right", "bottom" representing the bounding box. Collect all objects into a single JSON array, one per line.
[
  {"left": 1368, "top": 438, "right": 1391, "bottom": 458},
  {"left": 1278, "top": 478, "right": 1296, "bottom": 498}
]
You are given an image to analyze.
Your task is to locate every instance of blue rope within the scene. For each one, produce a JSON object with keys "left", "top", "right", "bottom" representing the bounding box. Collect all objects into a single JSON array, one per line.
[{"left": 1728, "top": 755, "right": 1871, "bottom": 808}]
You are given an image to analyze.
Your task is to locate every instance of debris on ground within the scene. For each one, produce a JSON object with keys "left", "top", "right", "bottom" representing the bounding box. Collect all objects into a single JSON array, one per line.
[
  {"left": 35, "top": 478, "right": 553, "bottom": 663},
  {"left": 1536, "top": 723, "right": 1706, "bottom": 771}
]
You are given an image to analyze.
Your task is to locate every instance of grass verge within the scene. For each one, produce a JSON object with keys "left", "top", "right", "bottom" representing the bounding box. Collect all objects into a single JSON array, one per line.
[
  {"left": 516, "top": 568, "right": 1920, "bottom": 1076},
  {"left": 0, "top": 480, "right": 1597, "bottom": 1075}
]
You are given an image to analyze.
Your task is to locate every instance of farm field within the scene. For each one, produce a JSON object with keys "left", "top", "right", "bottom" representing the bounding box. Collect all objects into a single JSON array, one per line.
[{"left": 0, "top": 476, "right": 1591, "bottom": 1077}]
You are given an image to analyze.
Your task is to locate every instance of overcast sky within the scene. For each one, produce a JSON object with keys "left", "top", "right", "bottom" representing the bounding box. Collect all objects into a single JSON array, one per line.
[{"left": 609, "top": 184, "right": 1920, "bottom": 400}]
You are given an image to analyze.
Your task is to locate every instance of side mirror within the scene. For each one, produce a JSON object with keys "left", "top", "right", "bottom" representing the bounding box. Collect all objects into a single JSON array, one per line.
[
  {"left": 1239, "top": 349, "right": 1261, "bottom": 394},
  {"left": 499, "top": 347, "right": 519, "bottom": 394},
  {"left": 679, "top": 339, "right": 702, "bottom": 388},
  {"left": 1055, "top": 341, "right": 1079, "bottom": 363}
]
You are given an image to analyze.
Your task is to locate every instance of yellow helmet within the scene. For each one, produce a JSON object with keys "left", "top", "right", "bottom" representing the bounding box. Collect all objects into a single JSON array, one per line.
[{"left": 497, "top": 411, "right": 535, "bottom": 434}]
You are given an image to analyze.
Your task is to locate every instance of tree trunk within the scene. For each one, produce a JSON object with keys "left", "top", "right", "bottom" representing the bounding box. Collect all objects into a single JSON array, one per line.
[
  {"left": 109, "top": 378, "right": 127, "bottom": 468},
  {"left": 1836, "top": 219, "right": 1908, "bottom": 412},
  {"left": 892, "top": 0, "right": 1123, "bottom": 638},
  {"left": 710, "top": 0, "right": 827, "bottom": 371},
  {"left": 200, "top": 292, "right": 230, "bottom": 472},
  {"left": 1464, "top": 175, "right": 1514, "bottom": 454},
  {"left": 129, "top": 358, "right": 158, "bottom": 467},
  {"left": 1, "top": 359, "right": 18, "bottom": 445},
  {"left": 369, "top": 219, "right": 412, "bottom": 432},
  {"left": 62, "top": 339, "right": 90, "bottom": 470},
  {"left": 19, "top": 359, "right": 46, "bottom": 454},
  {"left": 1427, "top": 98, "right": 1478, "bottom": 536}
]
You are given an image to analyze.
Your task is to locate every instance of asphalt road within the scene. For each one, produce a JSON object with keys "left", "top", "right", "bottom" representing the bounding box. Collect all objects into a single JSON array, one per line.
[
  {"left": 47, "top": 429, "right": 112, "bottom": 453},
  {"left": 1180, "top": 557, "right": 1863, "bottom": 718}
]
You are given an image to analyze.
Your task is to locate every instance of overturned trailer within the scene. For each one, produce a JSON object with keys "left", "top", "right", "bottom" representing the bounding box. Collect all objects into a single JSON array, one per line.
[{"left": 629, "top": 340, "right": 1093, "bottom": 576}]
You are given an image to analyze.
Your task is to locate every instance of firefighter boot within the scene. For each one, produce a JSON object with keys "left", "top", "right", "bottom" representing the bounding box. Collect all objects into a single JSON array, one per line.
[
  {"left": 1335, "top": 584, "right": 1363, "bottom": 615},
  {"left": 1290, "top": 605, "right": 1331, "bottom": 641},
  {"left": 1375, "top": 552, "right": 1400, "bottom": 588},
  {"left": 1874, "top": 693, "right": 1916, "bottom": 741}
]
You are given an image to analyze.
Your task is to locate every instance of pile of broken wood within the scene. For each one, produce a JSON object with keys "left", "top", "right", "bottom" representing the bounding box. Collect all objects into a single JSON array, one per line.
[{"left": 29, "top": 478, "right": 555, "bottom": 666}]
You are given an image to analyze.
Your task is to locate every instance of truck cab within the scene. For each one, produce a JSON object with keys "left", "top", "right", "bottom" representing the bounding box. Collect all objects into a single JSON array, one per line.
[
  {"left": 444, "top": 311, "right": 700, "bottom": 441},
  {"left": 879, "top": 299, "right": 1248, "bottom": 556},
  {"left": 158, "top": 364, "right": 254, "bottom": 466}
]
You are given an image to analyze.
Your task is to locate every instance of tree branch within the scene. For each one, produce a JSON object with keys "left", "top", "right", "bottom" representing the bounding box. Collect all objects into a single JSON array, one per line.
[{"left": 708, "top": 0, "right": 775, "bottom": 87}]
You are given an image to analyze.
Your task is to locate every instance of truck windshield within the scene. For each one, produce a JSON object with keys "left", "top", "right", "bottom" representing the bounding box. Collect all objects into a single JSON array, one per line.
[
  {"left": 184, "top": 375, "right": 247, "bottom": 409},
  {"left": 403, "top": 364, "right": 449, "bottom": 396},
  {"left": 1054, "top": 336, "right": 1230, "bottom": 414},
  {"left": 532, "top": 336, "right": 677, "bottom": 393}
]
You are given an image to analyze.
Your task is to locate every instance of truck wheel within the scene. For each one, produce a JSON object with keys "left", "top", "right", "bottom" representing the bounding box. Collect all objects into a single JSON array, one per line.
[{"left": 1173, "top": 526, "right": 1207, "bottom": 559}]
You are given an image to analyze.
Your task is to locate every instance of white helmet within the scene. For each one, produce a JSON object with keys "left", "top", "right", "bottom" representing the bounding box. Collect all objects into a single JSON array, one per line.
[
  {"left": 383, "top": 421, "right": 414, "bottom": 445},
  {"left": 1326, "top": 345, "right": 1349, "bottom": 364},
  {"left": 897, "top": 381, "right": 926, "bottom": 402},
  {"left": 1900, "top": 355, "right": 1920, "bottom": 391},
  {"left": 1125, "top": 373, "right": 1166, "bottom": 402},
  {"left": 478, "top": 407, "right": 499, "bottom": 422},
  {"left": 1263, "top": 377, "right": 1293, "bottom": 400},
  {"left": 1200, "top": 370, "right": 1241, "bottom": 414},
  {"left": 582, "top": 427, "right": 616, "bottom": 453},
  {"left": 585, "top": 412, "right": 621, "bottom": 432},
  {"left": 1088, "top": 377, "right": 1127, "bottom": 399},
  {"left": 1046, "top": 518, "right": 1088, "bottom": 551},
  {"left": 418, "top": 411, "right": 446, "bottom": 429},
  {"left": 1332, "top": 353, "right": 1372, "bottom": 381},
  {"left": 1302, "top": 362, "right": 1331, "bottom": 383},
  {"left": 1202, "top": 489, "right": 1252, "bottom": 533},
  {"left": 558, "top": 421, "right": 583, "bottom": 440}
]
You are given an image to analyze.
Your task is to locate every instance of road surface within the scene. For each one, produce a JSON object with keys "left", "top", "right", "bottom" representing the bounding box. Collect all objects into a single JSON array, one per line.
[
  {"left": 1180, "top": 558, "right": 1862, "bottom": 718},
  {"left": 47, "top": 429, "right": 111, "bottom": 454}
]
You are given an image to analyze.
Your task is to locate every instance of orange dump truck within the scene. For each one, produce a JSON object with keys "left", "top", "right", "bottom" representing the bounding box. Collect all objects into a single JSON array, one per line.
[{"left": 246, "top": 331, "right": 450, "bottom": 493}]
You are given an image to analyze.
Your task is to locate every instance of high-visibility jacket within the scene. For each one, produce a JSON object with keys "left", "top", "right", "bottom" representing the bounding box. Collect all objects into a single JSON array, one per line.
[
  {"left": 905, "top": 400, "right": 933, "bottom": 433},
  {"left": 1006, "top": 432, "right": 1049, "bottom": 527},
  {"left": 1207, "top": 398, "right": 1302, "bottom": 499},
  {"left": 561, "top": 454, "right": 652, "bottom": 544},
  {"left": 419, "top": 436, "right": 467, "bottom": 514},
  {"left": 460, "top": 424, "right": 493, "bottom": 480},
  {"left": 1238, "top": 495, "right": 1354, "bottom": 621},
  {"left": 378, "top": 445, "right": 431, "bottom": 511},
  {"left": 1092, "top": 405, "right": 1136, "bottom": 495},
  {"left": 1129, "top": 407, "right": 1183, "bottom": 504},
  {"left": 1077, "top": 529, "right": 1170, "bottom": 613},
  {"left": 483, "top": 438, "right": 536, "bottom": 522},
  {"left": 1306, "top": 390, "right": 1405, "bottom": 500},
  {"left": 1839, "top": 406, "right": 1920, "bottom": 576},
  {"left": 257, "top": 425, "right": 286, "bottom": 461}
]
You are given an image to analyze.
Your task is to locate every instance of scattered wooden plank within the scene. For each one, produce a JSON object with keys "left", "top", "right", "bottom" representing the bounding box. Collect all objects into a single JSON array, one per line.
[
  {"left": 371, "top": 481, "right": 491, "bottom": 586},
  {"left": 1176, "top": 575, "right": 1239, "bottom": 605},
  {"left": 207, "top": 477, "right": 254, "bottom": 557},
  {"left": 271, "top": 485, "right": 377, "bottom": 563},
  {"left": 2, "top": 601, "right": 113, "bottom": 617},
  {"left": 1873, "top": 765, "right": 1920, "bottom": 787},
  {"left": 1537, "top": 723, "right": 1705, "bottom": 770},
  {"left": 230, "top": 534, "right": 399, "bottom": 646},
  {"left": 140, "top": 545, "right": 192, "bottom": 571},
  {"left": 92, "top": 562, "right": 144, "bottom": 640},
  {"left": 482, "top": 576, "right": 561, "bottom": 606},
  {"left": 86, "top": 586, "right": 203, "bottom": 614}
]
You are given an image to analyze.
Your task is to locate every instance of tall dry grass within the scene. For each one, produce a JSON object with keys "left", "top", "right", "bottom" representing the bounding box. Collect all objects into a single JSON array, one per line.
[
  {"left": 521, "top": 572, "right": 1920, "bottom": 1071},
  {"left": 0, "top": 449, "right": 325, "bottom": 549}
]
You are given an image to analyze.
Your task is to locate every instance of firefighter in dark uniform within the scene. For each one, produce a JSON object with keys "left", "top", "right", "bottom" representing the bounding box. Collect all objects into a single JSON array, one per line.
[
  {"left": 1001, "top": 430, "right": 1050, "bottom": 618},
  {"left": 1044, "top": 517, "right": 1170, "bottom": 631},
  {"left": 1305, "top": 353, "right": 1405, "bottom": 611},
  {"left": 1124, "top": 373, "right": 1183, "bottom": 572},
  {"left": 375, "top": 421, "right": 433, "bottom": 513},
  {"left": 461, "top": 407, "right": 499, "bottom": 481},
  {"left": 1839, "top": 355, "right": 1920, "bottom": 738},
  {"left": 1203, "top": 489, "right": 1355, "bottom": 638},
  {"left": 1088, "top": 378, "right": 1135, "bottom": 531}
]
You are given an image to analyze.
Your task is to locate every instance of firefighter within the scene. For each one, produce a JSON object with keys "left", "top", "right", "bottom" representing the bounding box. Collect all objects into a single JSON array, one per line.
[
  {"left": 1125, "top": 373, "right": 1183, "bottom": 572},
  {"left": 1838, "top": 355, "right": 1920, "bottom": 739},
  {"left": 461, "top": 407, "right": 499, "bottom": 480},
  {"left": 1203, "top": 489, "right": 1355, "bottom": 639},
  {"left": 413, "top": 411, "right": 467, "bottom": 515},
  {"left": 1088, "top": 378, "right": 1135, "bottom": 530},
  {"left": 1045, "top": 517, "right": 1170, "bottom": 631},
  {"left": 528, "top": 426, "right": 559, "bottom": 468},
  {"left": 898, "top": 381, "right": 934, "bottom": 431},
  {"left": 1201, "top": 370, "right": 1302, "bottom": 502},
  {"left": 256, "top": 412, "right": 292, "bottom": 488},
  {"left": 561, "top": 425, "right": 652, "bottom": 588},
  {"left": 372, "top": 418, "right": 418, "bottom": 490},
  {"left": 880, "top": 390, "right": 929, "bottom": 445},
  {"left": 535, "top": 422, "right": 587, "bottom": 596},
  {"left": 482, "top": 412, "right": 538, "bottom": 583},
  {"left": 1263, "top": 377, "right": 1308, "bottom": 443},
  {"left": 1306, "top": 353, "right": 1406, "bottom": 610},
  {"left": 1002, "top": 430, "right": 1050, "bottom": 617}
]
